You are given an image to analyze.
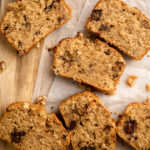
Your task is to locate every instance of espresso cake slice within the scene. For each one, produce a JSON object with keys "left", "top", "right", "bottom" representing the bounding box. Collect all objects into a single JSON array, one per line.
[
  {"left": 0, "top": 102, "right": 70, "bottom": 150},
  {"left": 0, "top": 0, "right": 71, "bottom": 55},
  {"left": 117, "top": 103, "right": 150, "bottom": 150},
  {"left": 86, "top": 0, "right": 150, "bottom": 60},
  {"left": 59, "top": 91, "right": 116, "bottom": 150},
  {"left": 52, "top": 33, "right": 125, "bottom": 93}
]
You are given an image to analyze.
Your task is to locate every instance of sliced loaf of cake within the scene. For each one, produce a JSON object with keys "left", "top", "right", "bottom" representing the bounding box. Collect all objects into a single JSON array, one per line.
[
  {"left": 0, "top": 102, "right": 70, "bottom": 150},
  {"left": 59, "top": 91, "right": 116, "bottom": 150},
  {"left": 52, "top": 33, "right": 125, "bottom": 93},
  {"left": 86, "top": 0, "right": 150, "bottom": 60},
  {"left": 117, "top": 102, "right": 150, "bottom": 150},
  {"left": 0, "top": 0, "right": 71, "bottom": 55}
]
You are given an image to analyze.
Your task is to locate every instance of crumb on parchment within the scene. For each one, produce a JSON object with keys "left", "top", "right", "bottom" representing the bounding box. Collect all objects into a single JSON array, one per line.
[
  {"left": 50, "top": 106, "right": 54, "bottom": 110},
  {"left": 147, "top": 54, "right": 150, "bottom": 57},
  {"left": 146, "top": 83, "right": 150, "bottom": 92},
  {"left": 47, "top": 46, "right": 56, "bottom": 52},
  {"left": 35, "top": 96, "right": 47, "bottom": 105},
  {"left": 143, "top": 97, "right": 150, "bottom": 105},
  {"left": 126, "top": 75, "right": 138, "bottom": 87}
]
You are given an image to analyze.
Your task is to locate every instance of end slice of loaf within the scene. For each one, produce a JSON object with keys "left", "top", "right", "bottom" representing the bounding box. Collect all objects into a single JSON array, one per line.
[
  {"left": 59, "top": 91, "right": 116, "bottom": 150},
  {"left": 0, "top": 0, "right": 71, "bottom": 55},
  {"left": 0, "top": 102, "right": 70, "bottom": 150},
  {"left": 117, "top": 103, "right": 150, "bottom": 149},
  {"left": 86, "top": 0, "right": 150, "bottom": 60},
  {"left": 52, "top": 33, "right": 125, "bottom": 93}
]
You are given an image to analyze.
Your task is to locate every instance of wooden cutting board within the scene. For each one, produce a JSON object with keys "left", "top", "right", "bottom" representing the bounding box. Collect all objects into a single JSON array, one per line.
[{"left": 0, "top": 0, "right": 43, "bottom": 149}]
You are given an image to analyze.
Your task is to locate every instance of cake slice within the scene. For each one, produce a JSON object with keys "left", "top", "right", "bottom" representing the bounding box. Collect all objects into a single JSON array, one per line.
[
  {"left": 86, "top": 0, "right": 150, "bottom": 60},
  {"left": 117, "top": 103, "right": 150, "bottom": 149},
  {"left": 59, "top": 91, "right": 116, "bottom": 150},
  {"left": 0, "top": 0, "right": 71, "bottom": 55},
  {"left": 52, "top": 33, "right": 125, "bottom": 93},
  {"left": 0, "top": 102, "right": 70, "bottom": 150}
]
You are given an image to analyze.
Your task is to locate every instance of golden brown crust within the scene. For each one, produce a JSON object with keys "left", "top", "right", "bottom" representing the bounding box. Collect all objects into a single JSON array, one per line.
[
  {"left": 0, "top": 0, "right": 72, "bottom": 55},
  {"left": 59, "top": 91, "right": 102, "bottom": 110},
  {"left": 117, "top": 102, "right": 150, "bottom": 126},
  {"left": 117, "top": 102, "right": 143, "bottom": 126},
  {"left": 59, "top": 91, "right": 117, "bottom": 150},
  {"left": 85, "top": 0, "right": 150, "bottom": 60},
  {"left": 52, "top": 35, "right": 125, "bottom": 93},
  {"left": 117, "top": 102, "right": 150, "bottom": 150}
]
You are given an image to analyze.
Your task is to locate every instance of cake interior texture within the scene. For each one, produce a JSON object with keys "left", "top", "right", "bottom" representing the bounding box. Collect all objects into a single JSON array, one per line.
[
  {"left": 52, "top": 36, "right": 125, "bottom": 93},
  {"left": 60, "top": 91, "right": 116, "bottom": 150},
  {"left": 0, "top": 102, "right": 70, "bottom": 150},
  {"left": 0, "top": 0, "right": 71, "bottom": 55},
  {"left": 86, "top": 0, "right": 150, "bottom": 60},
  {"left": 117, "top": 103, "right": 150, "bottom": 150}
]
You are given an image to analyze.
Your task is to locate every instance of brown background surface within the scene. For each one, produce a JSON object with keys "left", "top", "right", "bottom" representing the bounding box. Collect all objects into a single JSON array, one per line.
[{"left": 0, "top": 0, "right": 43, "bottom": 149}]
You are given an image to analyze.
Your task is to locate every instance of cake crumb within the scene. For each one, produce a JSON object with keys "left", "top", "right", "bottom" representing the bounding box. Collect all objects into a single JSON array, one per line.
[
  {"left": 147, "top": 54, "right": 150, "bottom": 57},
  {"left": 19, "top": 50, "right": 25, "bottom": 56},
  {"left": 47, "top": 46, "right": 56, "bottom": 52},
  {"left": 36, "top": 42, "right": 40, "bottom": 48},
  {"left": 50, "top": 106, "right": 54, "bottom": 110},
  {"left": 146, "top": 83, "right": 150, "bottom": 92},
  {"left": 0, "top": 61, "right": 6, "bottom": 73},
  {"left": 118, "top": 114, "right": 123, "bottom": 119},
  {"left": 23, "top": 103, "right": 29, "bottom": 109},
  {"left": 35, "top": 96, "right": 47, "bottom": 105},
  {"left": 126, "top": 75, "right": 138, "bottom": 87},
  {"left": 76, "top": 32, "right": 83, "bottom": 38},
  {"left": 143, "top": 97, "right": 150, "bottom": 105}
]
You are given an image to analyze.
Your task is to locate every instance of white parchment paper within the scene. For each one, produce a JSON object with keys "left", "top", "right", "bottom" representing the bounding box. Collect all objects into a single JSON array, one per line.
[{"left": 33, "top": 0, "right": 150, "bottom": 149}]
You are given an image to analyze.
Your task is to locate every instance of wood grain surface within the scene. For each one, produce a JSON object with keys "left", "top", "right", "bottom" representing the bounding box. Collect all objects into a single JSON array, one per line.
[
  {"left": 0, "top": 0, "right": 43, "bottom": 114},
  {"left": 0, "top": 1, "right": 43, "bottom": 149},
  {"left": 0, "top": 0, "right": 43, "bottom": 115},
  {"left": 0, "top": 0, "right": 43, "bottom": 149}
]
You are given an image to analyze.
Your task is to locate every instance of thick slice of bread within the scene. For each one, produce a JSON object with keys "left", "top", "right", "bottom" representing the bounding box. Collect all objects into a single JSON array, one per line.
[
  {"left": 0, "top": 0, "right": 71, "bottom": 55},
  {"left": 117, "top": 103, "right": 150, "bottom": 150},
  {"left": 86, "top": 0, "right": 150, "bottom": 60},
  {"left": 59, "top": 91, "right": 116, "bottom": 150},
  {"left": 0, "top": 102, "right": 70, "bottom": 150},
  {"left": 52, "top": 33, "right": 125, "bottom": 93}
]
